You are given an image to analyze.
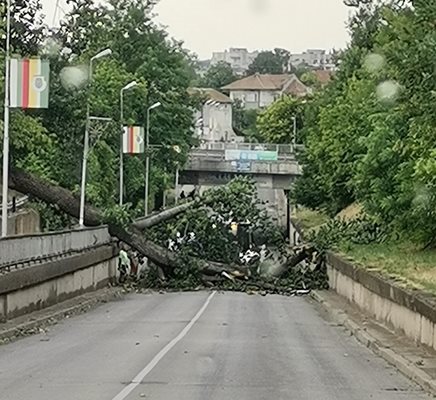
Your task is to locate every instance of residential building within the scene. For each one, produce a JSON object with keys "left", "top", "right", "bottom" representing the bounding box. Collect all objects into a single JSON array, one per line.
[
  {"left": 211, "top": 48, "right": 259, "bottom": 75},
  {"left": 189, "top": 88, "right": 244, "bottom": 143},
  {"left": 313, "top": 69, "right": 333, "bottom": 86},
  {"left": 289, "top": 49, "right": 335, "bottom": 70},
  {"left": 221, "top": 73, "right": 311, "bottom": 110}
]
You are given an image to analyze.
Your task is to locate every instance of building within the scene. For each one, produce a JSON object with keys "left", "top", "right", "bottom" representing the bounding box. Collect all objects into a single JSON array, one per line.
[
  {"left": 289, "top": 49, "right": 335, "bottom": 70},
  {"left": 189, "top": 88, "right": 244, "bottom": 143},
  {"left": 221, "top": 73, "right": 311, "bottom": 110},
  {"left": 211, "top": 48, "right": 259, "bottom": 75},
  {"left": 313, "top": 69, "right": 333, "bottom": 86}
]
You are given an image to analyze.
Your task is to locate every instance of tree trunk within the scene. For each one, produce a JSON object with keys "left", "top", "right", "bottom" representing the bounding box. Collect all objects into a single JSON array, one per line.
[
  {"left": 273, "top": 248, "right": 313, "bottom": 278},
  {"left": 9, "top": 167, "right": 102, "bottom": 226},
  {"left": 8, "top": 167, "right": 240, "bottom": 275},
  {"left": 133, "top": 202, "right": 194, "bottom": 230}
]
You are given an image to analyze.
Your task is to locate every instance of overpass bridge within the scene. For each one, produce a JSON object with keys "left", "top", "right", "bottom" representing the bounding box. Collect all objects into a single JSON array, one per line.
[{"left": 180, "top": 142, "right": 302, "bottom": 233}]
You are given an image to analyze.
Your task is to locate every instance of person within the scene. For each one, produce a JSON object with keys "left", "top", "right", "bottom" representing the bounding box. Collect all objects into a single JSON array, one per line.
[
  {"left": 129, "top": 250, "right": 139, "bottom": 279},
  {"left": 118, "top": 245, "right": 131, "bottom": 282}
]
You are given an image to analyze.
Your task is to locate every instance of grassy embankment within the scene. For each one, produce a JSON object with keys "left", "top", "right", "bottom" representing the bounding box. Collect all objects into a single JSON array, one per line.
[{"left": 295, "top": 206, "right": 436, "bottom": 294}]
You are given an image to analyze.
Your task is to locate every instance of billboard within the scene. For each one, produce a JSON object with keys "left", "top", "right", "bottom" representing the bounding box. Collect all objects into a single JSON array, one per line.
[{"left": 225, "top": 149, "right": 278, "bottom": 162}]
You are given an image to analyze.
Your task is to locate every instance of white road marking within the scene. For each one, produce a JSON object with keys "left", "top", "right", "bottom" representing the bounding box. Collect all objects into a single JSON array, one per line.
[{"left": 111, "top": 291, "right": 216, "bottom": 400}]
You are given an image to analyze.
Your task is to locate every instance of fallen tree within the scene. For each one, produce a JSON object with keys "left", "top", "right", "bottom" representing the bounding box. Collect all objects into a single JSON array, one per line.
[
  {"left": 8, "top": 167, "right": 240, "bottom": 274},
  {"left": 133, "top": 201, "right": 195, "bottom": 230},
  {"left": 9, "top": 168, "right": 327, "bottom": 291}
]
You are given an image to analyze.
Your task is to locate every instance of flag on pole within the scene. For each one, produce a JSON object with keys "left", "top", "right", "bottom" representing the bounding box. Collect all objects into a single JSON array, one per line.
[
  {"left": 10, "top": 58, "right": 50, "bottom": 109},
  {"left": 123, "top": 126, "right": 145, "bottom": 154}
]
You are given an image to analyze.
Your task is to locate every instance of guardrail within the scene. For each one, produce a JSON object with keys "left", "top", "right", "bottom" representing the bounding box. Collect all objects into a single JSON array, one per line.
[
  {"left": 189, "top": 149, "right": 297, "bottom": 162},
  {"left": 196, "top": 142, "right": 305, "bottom": 154},
  {"left": 0, "top": 195, "right": 29, "bottom": 212},
  {"left": 0, "top": 226, "right": 111, "bottom": 271}
]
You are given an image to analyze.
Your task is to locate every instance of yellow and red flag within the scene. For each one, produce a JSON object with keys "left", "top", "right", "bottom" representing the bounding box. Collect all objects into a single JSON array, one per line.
[
  {"left": 123, "top": 126, "right": 145, "bottom": 154},
  {"left": 10, "top": 58, "right": 50, "bottom": 109}
]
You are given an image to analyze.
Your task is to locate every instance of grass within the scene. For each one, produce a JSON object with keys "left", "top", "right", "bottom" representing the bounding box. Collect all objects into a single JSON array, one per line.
[
  {"left": 338, "top": 241, "right": 436, "bottom": 295},
  {"left": 293, "top": 206, "right": 436, "bottom": 295},
  {"left": 294, "top": 207, "right": 329, "bottom": 233}
]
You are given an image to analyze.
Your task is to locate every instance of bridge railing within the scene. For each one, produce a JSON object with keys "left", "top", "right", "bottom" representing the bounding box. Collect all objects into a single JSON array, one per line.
[
  {"left": 0, "top": 226, "right": 111, "bottom": 270},
  {"left": 196, "top": 142, "right": 302, "bottom": 153}
]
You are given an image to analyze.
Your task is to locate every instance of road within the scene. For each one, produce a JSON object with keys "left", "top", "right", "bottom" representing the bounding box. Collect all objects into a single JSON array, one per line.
[{"left": 0, "top": 292, "right": 429, "bottom": 399}]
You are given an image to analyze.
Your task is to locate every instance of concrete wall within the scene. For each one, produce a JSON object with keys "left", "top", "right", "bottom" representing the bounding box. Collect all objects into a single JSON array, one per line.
[
  {"left": 326, "top": 252, "right": 436, "bottom": 352},
  {"left": 184, "top": 159, "right": 301, "bottom": 179},
  {"left": 229, "top": 90, "right": 278, "bottom": 109},
  {"left": 1, "top": 226, "right": 111, "bottom": 269},
  {"left": 0, "top": 209, "right": 40, "bottom": 236},
  {"left": 200, "top": 103, "right": 239, "bottom": 142},
  {"left": 0, "top": 244, "right": 117, "bottom": 321}
]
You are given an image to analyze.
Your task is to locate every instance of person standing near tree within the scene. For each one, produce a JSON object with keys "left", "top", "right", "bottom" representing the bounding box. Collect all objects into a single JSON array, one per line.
[{"left": 118, "top": 244, "right": 130, "bottom": 282}]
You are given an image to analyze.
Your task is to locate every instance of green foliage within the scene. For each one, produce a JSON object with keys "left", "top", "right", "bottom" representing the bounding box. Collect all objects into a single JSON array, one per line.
[
  {"left": 199, "top": 61, "right": 236, "bottom": 90},
  {"left": 295, "top": 0, "right": 436, "bottom": 246},
  {"left": 308, "top": 216, "right": 389, "bottom": 252},
  {"left": 148, "top": 177, "right": 285, "bottom": 266},
  {"left": 247, "top": 48, "right": 291, "bottom": 75},
  {"left": 257, "top": 96, "right": 304, "bottom": 144},
  {"left": 232, "top": 100, "right": 261, "bottom": 141},
  {"left": 1, "top": 0, "right": 197, "bottom": 230},
  {"left": 300, "top": 71, "right": 319, "bottom": 88},
  {"left": 102, "top": 204, "right": 134, "bottom": 229}
]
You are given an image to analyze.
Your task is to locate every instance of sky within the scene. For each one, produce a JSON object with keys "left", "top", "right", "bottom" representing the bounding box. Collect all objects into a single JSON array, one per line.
[{"left": 42, "top": 0, "right": 351, "bottom": 59}]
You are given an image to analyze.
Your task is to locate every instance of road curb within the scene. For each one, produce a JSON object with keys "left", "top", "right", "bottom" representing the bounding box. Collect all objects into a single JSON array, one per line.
[
  {"left": 0, "top": 287, "right": 124, "bottom": 344},
  {"left": 310, "top": 290, "right": 436, "bottom": 396}
]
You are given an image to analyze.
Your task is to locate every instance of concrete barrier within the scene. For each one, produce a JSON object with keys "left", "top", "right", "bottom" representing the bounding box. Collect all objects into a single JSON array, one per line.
[
  {"left": 0, "top": 209, "right": 40, "bottom": 236},
  {"left": 326, "top": 252, "right": 436, "bottom": 352},
  {"left": 0, "top": 244, "right": 118, "bottom": 321},
  {"left": 0, "top": 226, "right": 111, "bottom": 268},
  {"left": 289, "top": 219, "right": 436, "bottom": 351}
]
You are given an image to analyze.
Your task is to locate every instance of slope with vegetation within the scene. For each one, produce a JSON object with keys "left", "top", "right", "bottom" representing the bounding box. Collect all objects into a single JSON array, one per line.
[{"left": 237, "top": 0, "right": 436, "bottom": 293}]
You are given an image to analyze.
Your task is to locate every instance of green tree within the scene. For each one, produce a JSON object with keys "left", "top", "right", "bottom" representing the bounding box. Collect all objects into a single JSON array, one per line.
[
  {"left": 232, "top": 100, "right": 261, "bottom": 142},
  {"left": 257, "top": 96, "right": 304, "bottom": 144},
  {"left": 41, "top": 0, "right": 196, "bottom": 212},
  {"left": 295, "top": 0, "right": 436, "bottom": 247},
  {"left": 247, "top": 48, "right": 291, "bottom": 75},
  {"left": 199, "top": 61, "right": 236, "bottom": 89}
]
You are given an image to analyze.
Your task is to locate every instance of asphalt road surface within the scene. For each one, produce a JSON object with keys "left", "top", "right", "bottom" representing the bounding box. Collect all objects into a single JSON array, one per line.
[{"left": 0, "top": 292, "right": 430, "bottom": 399}]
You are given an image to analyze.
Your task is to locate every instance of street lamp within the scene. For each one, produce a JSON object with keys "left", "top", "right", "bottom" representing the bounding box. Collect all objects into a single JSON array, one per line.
[
  {"left": 79, "top": 48, "right": 112, "bottom": 228},
  {"left": 1, "top": 0, "right": 11, "bottom": 237},
  {"left": 292, "top": 116, "right": 297, "bottom": 149},
  {"left": 119, "top": 80, "right": 138, "bottom": 206},
  {"left": 144, "top": 102, "right": 162, "bottom": 216},
  {"left": 173, "top": 145, "right": 182, "bottom": 205}
]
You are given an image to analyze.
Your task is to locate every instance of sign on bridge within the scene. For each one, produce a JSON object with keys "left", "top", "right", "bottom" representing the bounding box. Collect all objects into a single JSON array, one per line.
[{"left": 225, "top": 149, "right": 278, "bottom": 162}]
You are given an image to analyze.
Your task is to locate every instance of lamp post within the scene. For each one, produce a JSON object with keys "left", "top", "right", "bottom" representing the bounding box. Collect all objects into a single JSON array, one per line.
[
  {"left": 79, "top": 48, "right": 112, "bottom": 227},
  {"left": 1, "top": 0, "right": 11, "bottom": 237},
  {"left": 292, "top": 116, "right": 297, "bottom": 149},
  {"left": 119, "top": 81, "right": 138, "bottom": 206},
  {"left": 173, "top": 145, "right": 181, "bottom": 205},
  {"left": 144, "top": 102, "right": 161, "bottom": 216}
]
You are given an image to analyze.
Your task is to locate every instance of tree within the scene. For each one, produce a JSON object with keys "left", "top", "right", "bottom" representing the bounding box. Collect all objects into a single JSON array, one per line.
[
  {"left": 257, "top": 96, "right": 304, "bottom": 144},
  {"left": 247, "top": 48, "right": 291, "bottom": 75},
  {"left": 294, "top": 0, "right": 436, "bottom": 246},
  {"left": 199, "top": 61, "right": 236, "bottom": 89},
  {"left": 38, "top": 0, "right": 195, "bottom": 212},
  {"left": 232, "top": 100, "right": 262, "bottom": 142}
]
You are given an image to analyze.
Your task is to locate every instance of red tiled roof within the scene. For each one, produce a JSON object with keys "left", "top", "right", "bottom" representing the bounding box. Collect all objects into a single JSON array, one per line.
[
  {"left": 222, "top": 73, "right": 310, "bottom": 96},
  {"left": 188, "top": 87, "right": 233, "bottom": 103},
  {"left": 221, "top": 74, "right": 295, "bottom": 91},
  {"left": 313, "top": 70, "right": 333, "bottom": 85}
]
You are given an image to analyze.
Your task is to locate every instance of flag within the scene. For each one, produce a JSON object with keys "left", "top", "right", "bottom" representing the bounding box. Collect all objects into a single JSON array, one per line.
[
  {"left": 123, "top": 126, "right": 145, "bottom": 154},
  {"left": 10, "top": 58, "right": 50, "bottom": 109}
]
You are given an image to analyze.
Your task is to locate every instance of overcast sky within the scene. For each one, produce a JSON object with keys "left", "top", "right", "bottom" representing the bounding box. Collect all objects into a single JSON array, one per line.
[{"left": 42, "top": 0, "right": 351, "bottom": 59}]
